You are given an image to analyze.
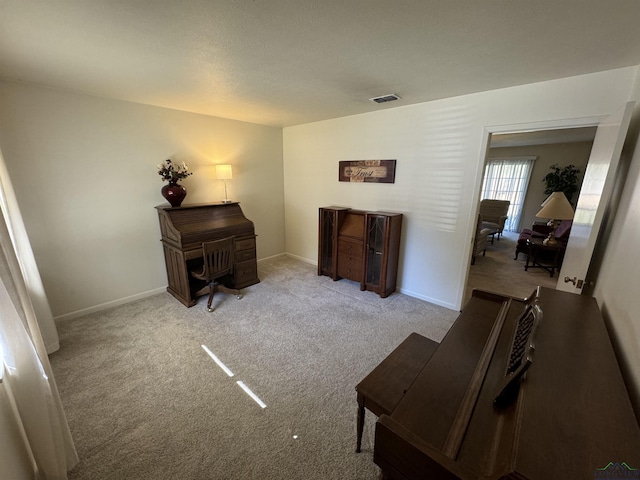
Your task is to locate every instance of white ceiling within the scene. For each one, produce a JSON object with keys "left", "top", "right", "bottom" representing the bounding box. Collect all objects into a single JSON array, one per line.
[{"left": 2, "top": 1, "right": 640, "bottom": 128}]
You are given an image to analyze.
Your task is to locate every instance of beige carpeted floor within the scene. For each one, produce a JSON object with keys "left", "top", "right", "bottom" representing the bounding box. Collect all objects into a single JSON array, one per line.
[
  {"left": 50, "top": 241, "right": 554, "bottom": 480},
  {"left": 50, "top": 256, "right": 459, "bottom": 480}
]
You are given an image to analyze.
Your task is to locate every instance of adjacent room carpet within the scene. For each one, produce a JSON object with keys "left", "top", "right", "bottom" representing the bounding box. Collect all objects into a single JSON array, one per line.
[
  {"left": 465, "top": 231, "right": 558, "bottom": 304},
  {"left": 50, "top": 256, "right": 459, "bottom": 480}
]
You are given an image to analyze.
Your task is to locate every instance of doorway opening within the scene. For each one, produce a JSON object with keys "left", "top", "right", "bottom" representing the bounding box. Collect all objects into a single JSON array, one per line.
[{"left": 464, "top": 126, "right": 597, "bottom": 304}]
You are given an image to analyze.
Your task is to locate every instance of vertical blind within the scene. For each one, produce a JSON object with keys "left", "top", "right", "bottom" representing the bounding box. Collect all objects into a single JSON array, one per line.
[{"left": 481, "top": 156, "right": 535, "bottom": 232}]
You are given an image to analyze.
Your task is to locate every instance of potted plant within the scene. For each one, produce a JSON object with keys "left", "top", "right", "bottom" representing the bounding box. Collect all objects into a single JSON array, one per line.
[{"left": 542, "top": 163, "right": 580, "bottom": 204}]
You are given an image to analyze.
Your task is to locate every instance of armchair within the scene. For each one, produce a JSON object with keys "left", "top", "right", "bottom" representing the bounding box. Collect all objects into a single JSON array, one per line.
[
  {"left": 472, "top": 214, "right": 492, "bottom": 265},
  {"left": 479, "top": 199, "right": 510, "bottom": 241}
]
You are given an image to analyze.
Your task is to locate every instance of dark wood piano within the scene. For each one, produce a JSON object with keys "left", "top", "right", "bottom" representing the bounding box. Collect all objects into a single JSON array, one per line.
[
  {"left": 373, "top": 287, "right": 640, "bottom": 479},
  {"left": 156, "top": 202, "right": 259, "bottom": 307}
]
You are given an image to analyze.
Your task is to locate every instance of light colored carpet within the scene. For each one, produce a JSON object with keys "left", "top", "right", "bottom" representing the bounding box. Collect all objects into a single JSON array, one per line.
[
  {"left": 465, "top": 231, "right": 558, "bottom": 304},
  {"left": 50, "top": 256, "right": 459, "bottom": 480}
]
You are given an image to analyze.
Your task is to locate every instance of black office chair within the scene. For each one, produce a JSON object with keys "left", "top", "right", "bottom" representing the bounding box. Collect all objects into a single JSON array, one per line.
[{"left": 191, "top": 237, "right": 242, "bottom": 312}]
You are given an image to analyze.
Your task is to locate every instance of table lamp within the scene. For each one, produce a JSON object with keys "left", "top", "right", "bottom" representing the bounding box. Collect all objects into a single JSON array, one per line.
[
  {"left": 535, "top": 191, "right": 574, "bottom": 245},
  {"left": 215, "top": 164, "right": 233, "bottom": 203}
]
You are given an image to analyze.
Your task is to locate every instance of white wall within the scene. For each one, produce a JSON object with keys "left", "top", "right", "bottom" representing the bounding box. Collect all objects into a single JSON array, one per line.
[
  {"left": 593, "top": 69, "right": 640, "bottom": 415},
  {"left": 0, "top": 82, "right": 285, "bottom": 318},
  {"left": 283, "top": 67, "right": 638, "bottom": 309}
]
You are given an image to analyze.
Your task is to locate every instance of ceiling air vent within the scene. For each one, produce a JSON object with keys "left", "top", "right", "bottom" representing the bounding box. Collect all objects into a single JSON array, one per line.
[{"left": 369, "top": 93, "right": 401, "bottom": 104}]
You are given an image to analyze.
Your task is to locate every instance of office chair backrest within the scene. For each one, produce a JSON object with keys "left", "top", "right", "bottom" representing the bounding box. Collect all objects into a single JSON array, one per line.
[{"left": 202, "top": 237, "right": 235, "bottom": 281}]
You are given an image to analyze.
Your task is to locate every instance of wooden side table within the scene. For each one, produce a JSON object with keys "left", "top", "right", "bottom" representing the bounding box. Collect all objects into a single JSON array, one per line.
[
  {"left": 525, "top": 237, "right": 566, "bottom": 277},
  {"left": 355, "top": 333, "right": 438, "bottom": 452}
]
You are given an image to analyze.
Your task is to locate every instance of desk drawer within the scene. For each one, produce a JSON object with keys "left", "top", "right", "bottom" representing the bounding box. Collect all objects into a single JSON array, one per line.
[
  {"left": 235, "top": 237, "right": 256, "bottom": 252},
  {"left": 337, "top": 238, "right": 363, "bottom": 281},
  {"left": 235, "top": 259, "right": 258, "bottom": 287},
  {"left": 235, "top": 248, "right": 256, "bottom": 262}
]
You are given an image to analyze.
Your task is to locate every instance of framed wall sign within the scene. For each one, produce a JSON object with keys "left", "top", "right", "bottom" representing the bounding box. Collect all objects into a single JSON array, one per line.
[{"left": 339, "top": 160, "right": 396, "bottom": 183}]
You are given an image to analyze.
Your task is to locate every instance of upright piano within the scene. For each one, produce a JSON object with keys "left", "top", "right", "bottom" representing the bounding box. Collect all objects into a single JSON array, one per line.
[
  {"left": 156, "top": 202, "right": 259, "bottom": 307},
  {"left": 373, "top": 287, "right": 640, "bottom": 479}
]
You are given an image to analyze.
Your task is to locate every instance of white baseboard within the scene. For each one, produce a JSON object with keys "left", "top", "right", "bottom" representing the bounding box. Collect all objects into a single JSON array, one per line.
[
  {"left": 54, "top": 255, "right": 307, "bottom": 323},
  {"left": 397, "top": 286, "right": 457, "bottom": 311},
  {"left": 280, "top": 252, "right": 456, "bottom": 311},
  {"left": 54, "top": 287, "right": 167, "bottom": 323},
  {"left": 53, "top": 255, "right": 293, "bottom": 323},
  {"left": 45, "top": 340, "right": 60, "bottom": 355},
  {"left": 283, "top": 252, "right": 316, "bottom": 266},
  {"left": 257, "top": 252, "right": 316, "bottom": 265},
  {"left": 52, "top": 254, "right": 456, "bottom": 323},
  {"left": 256, "top": 252, "right": 287, "bottom": 263}
]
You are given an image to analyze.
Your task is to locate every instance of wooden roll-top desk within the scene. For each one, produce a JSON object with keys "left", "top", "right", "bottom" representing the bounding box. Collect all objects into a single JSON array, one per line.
[{"left": 156, "top": 202, "right": 259, "bottom": 307}]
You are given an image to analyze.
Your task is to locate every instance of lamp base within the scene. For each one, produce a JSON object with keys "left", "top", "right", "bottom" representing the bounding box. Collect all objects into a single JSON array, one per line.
[
  {"left": 222, "top": 199, "right": 232, "bottom": 203},
  {"left": 542, "top": 219, "right": 561, "bottom": 246}
]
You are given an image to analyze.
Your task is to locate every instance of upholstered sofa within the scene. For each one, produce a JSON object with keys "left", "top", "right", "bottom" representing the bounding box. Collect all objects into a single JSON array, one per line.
[
  {"left": 479, "top": 199, "right": 510, "bottom": 241},
  {"left": 514, "top": 220, "right": 572, "bottom": 260}
]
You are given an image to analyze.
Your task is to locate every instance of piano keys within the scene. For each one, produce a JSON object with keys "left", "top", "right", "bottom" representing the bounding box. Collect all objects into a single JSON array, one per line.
[
  {"left": 156, "top": 202, "right": 259, "bottom": 306},
  {"left": 372, "top": 287, "right": 640, "bottom": 479}
]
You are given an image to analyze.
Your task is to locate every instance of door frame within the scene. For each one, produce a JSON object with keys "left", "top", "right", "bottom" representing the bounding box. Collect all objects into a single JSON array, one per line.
[{"left": 460, "top": 114, "right": 608, "bottom": 308}]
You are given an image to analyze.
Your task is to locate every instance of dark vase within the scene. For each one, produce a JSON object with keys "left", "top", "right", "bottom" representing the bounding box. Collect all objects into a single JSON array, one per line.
[{"left": 161, "top": 181, "right": 187, "bottom": 207}]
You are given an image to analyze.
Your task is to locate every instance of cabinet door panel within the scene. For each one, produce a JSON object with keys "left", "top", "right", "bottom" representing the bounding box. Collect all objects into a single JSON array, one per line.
[
  {"left": 366, "top": 215, "right": 386, "bottom": 287},
  {"left": 318, "top": 208, "right": 340, "bottom": 277}
]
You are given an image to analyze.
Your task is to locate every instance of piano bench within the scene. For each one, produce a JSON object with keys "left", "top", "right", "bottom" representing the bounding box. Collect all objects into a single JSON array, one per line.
[{"left": 355, "top": 332, "right": 438, "bottom": 453}]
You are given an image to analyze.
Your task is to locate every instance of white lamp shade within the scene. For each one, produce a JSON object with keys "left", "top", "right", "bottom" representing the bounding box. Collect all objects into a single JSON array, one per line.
[
  {"left": 536, "top": 192, "right": 574, "bottom": 220},
  {"left": 215, "top": 164, "right": 233, "bottom": 180}
]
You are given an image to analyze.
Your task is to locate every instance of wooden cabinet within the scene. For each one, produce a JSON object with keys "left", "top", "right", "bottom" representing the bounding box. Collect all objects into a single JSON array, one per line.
[{"left": 318, "top": 206, "right": 402, "bottom": 298}]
